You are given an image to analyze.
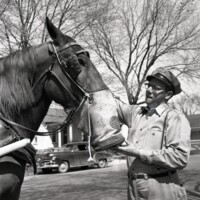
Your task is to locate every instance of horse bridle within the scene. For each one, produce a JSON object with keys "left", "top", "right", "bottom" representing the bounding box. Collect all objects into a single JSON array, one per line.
[
  {"left": 32, "top": 41, "right": 91, "bottom": 98},
  {"left": 0, "top": 41, "right": 108, "bottom": 139}
]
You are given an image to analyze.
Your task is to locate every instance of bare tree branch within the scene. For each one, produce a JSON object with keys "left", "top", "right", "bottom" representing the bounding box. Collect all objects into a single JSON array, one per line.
[{"left": 79, "top": 0, "right": 200, "bottom": 104}]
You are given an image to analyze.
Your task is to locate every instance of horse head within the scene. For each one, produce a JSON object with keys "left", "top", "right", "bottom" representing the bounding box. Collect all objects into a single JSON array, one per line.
[{"left": 43, "top": 18, "right": 124, "bottom": 151}]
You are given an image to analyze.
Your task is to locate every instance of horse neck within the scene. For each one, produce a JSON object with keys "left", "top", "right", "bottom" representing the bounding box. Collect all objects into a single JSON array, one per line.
[
  {"left": 15, "top": 43, "right": 52, "bottom": 139},
  {"left": 34, "top": 43, "right": 51, "bottom": 66},
  {"left": 16, "top": 95, "right": 51, "bottom": 141}
]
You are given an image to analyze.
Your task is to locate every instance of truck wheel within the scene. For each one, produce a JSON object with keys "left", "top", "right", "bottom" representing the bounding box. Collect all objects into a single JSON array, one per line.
[
  {"left": 42, "top": 169, "right": 52, "bottom": 174},
  {"left": 58, "top": 161, "right": 69, "bottom": 173},
  {"left": 98, "top": 159, "right": 107, "bottom": 168}
]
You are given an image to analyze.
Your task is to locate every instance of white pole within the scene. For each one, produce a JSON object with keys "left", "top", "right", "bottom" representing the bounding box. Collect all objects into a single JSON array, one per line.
[
  {"left": 58, "top": 131, "right": 61, "bottom": 147},
  {"left": 69, "top": 125, "right": 72, "bottom": 142},
  {"left": 0, "top": 138, "right": 31, "bottom": 157}
]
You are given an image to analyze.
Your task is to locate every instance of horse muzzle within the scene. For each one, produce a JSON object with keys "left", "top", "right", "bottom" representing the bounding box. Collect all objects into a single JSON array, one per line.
[
  {"left": 91, "top": 130, "right": 125, "bottom": 151},
  {"left": 72, "top": 90, "right": 125, "bottom": 151}
]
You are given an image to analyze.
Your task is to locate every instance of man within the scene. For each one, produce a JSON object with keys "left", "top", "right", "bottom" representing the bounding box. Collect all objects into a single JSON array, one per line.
[{"left": 113, "top": 69, "right": 191, "bottom": 200}]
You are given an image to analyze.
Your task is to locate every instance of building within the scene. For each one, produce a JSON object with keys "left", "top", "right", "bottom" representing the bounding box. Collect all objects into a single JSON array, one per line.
[
  {"left": 32, "top": 106, "right": 87, "bottom": 150},
  {"left": 31, "top": 124, "right": 54, "bottom": 149},
  {"left": 187, "top": 114, "right": 200, "bottom": 141}
]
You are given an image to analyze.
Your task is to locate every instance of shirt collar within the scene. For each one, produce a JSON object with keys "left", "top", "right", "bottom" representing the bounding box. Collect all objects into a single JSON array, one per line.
[
  {"left": 140, "top": 103, "right": 169, "bottom": 117},
  {"left": 156, "top": 103, "right": 169, "bottom": 116}
]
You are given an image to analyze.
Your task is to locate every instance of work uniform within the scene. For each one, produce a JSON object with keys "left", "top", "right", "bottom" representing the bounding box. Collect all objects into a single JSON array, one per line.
[{"left": 117, "top": 102, "right": 191, "bottom": 200}]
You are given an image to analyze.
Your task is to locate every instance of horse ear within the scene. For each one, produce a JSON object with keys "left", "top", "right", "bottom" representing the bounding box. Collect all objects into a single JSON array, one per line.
[{"left": 46, "top": 17, "right": 63, "bottom": 43}]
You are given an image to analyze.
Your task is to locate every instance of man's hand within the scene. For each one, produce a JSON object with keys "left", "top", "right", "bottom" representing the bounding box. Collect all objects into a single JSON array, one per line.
[{"left": 110, "top": 140, "right": 140, "bottom": 158}]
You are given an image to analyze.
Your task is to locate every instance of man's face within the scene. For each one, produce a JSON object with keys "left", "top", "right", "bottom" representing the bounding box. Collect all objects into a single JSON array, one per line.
[{"left": 145, "top": 78, "right": 169, "bottom": 108}]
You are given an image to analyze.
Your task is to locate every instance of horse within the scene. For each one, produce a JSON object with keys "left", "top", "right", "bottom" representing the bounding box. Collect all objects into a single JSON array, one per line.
[{"left": 0, "top": 17, "right": 124, "bottom": 200}]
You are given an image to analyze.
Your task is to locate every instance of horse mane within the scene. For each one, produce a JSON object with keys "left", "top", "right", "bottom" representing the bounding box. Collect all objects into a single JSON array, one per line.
[{"left": 0, "top": 47, "right": 37, "bottom": 118}]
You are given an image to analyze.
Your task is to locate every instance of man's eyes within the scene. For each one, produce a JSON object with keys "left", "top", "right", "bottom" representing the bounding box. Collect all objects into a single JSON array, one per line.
[{"left": 145, "top": 83, "right": 164, "bottom": 91}]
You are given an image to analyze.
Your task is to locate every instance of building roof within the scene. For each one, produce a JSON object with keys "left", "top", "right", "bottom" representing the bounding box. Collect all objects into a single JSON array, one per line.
[{"left": 43, "top": 107, "right": 66, "bottom": 124}]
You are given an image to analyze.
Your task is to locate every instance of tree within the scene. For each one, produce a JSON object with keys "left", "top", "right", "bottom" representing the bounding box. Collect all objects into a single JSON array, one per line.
[
  {"left": 79, "top": 0, "right": 200, "bottom": 104},
  {"left": 0, "top": 0, "right": 199, "bottom": 105},
  {"left": 170, "top": 93, "right": 200, "bottom": 115},
  {"left": 0, "top": 0, "right": 92, "bottom": 54}
]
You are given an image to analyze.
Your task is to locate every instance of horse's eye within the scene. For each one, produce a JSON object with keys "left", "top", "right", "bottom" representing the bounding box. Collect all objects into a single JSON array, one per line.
[{"left": 78, "top": 57, "right": 85, "bottom": 66}]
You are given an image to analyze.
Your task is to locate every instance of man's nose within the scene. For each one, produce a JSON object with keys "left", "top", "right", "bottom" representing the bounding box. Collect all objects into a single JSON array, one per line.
[{"left": 146, "top": 85, "right": 153, "bottom": 93}]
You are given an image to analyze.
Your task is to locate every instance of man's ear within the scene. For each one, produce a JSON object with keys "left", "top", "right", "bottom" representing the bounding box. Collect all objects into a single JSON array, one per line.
[{"left": 165, "top": 91, "right": 173, "bottom": 101}]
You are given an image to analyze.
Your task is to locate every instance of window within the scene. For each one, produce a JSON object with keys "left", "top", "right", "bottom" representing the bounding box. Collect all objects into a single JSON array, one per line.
[{"left": 77, "top": 144, "right": 87, "bottom": 151}]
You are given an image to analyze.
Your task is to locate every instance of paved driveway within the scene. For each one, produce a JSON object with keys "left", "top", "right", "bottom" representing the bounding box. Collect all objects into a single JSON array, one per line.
[
  {"left": 20, "top": 156, "right": 200, "bottom": 200},
  {"left": 21, "top": 161, "right": 127, "bottom": 200}
]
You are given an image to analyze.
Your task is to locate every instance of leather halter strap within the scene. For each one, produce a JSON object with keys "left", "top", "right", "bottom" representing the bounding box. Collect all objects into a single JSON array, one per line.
[{"left": 56, "top": 42, "right": 90, "bottom": 57}]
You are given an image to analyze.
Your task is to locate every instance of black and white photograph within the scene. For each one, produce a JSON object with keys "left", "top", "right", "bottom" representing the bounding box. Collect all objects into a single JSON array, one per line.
[{"left": 0, "top": 0, "right": 200, "bottom": 200}]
